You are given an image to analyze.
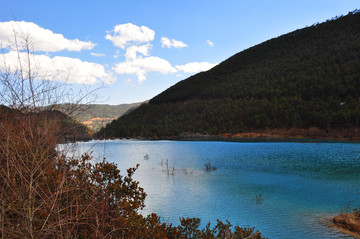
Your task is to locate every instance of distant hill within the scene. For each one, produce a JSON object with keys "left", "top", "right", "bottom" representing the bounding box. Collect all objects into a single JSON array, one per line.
[
  {"left": 61, "top": 102, "right": 145, "bottom": 132},
  {"left": 98, "top": 10, "right": 360, "bottom": 140},
  {"left": 0, "top": 105, "right": 92, "bottom": 142}
]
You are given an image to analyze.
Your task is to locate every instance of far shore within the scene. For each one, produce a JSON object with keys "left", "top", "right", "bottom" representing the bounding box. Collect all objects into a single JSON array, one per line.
[
  {"left": 97, "top": 127, "right": 360, "bottom": 143},
  {"left": 218, "top": 127, "right": 360, "bottom": 142}
]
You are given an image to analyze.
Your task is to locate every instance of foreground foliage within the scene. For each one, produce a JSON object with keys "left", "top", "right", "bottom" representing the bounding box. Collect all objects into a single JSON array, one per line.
[{"left": 0, "top": 109, "right": 266, "bottom": 238}]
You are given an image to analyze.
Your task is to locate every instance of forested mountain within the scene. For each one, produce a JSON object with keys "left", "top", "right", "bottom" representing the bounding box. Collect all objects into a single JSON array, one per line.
[{"left": 98, "top": 10, "right": 360, "bottom": 139}]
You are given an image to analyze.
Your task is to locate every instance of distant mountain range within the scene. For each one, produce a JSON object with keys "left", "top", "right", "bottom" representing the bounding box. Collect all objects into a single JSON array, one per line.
[
  {"left": 0, "top": 102, "right": 146, "bottom": 141},
  {"left": 98, "top": 10, "right": 360, "bottom": 140},
  {"left": 63, "top": 102, "right": 145, "bottom": 132}
]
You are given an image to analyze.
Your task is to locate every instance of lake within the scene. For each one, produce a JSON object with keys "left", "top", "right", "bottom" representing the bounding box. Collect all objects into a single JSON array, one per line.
[{"left": 61, "top": 140, "right": 360, "bottom": 238}]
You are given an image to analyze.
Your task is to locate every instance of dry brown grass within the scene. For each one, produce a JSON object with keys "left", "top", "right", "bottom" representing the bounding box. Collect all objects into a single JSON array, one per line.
[{"left": 332, "top": 213, "right": 360, "bottom": 238}]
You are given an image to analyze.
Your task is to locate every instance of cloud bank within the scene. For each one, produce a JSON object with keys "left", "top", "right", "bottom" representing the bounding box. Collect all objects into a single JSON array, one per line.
[
  {"left": 0, "top": 21, "right": 95, "bottom": 52},
  {"left": 0, "top": 51, "right": 115, "bottom": 85},
  {"left": 0, "top": 21, "right": 113, "bottom": 85},
  {"left": 0, "top": 21, "right": 218, "bottom": 85},
  {"left": 105, "top": 23, "right": 155, "bottom": 49},
  {"left": 107, "top": 23, "right": 216, "bottom": 82},
  {"left": 114, "top": 56, "right": 176, "bottom": 83}
]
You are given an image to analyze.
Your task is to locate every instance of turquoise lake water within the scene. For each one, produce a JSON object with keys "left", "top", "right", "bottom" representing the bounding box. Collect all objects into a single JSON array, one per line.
[{"left": 63, "top": 140, "right": 360, "bottom": 238}]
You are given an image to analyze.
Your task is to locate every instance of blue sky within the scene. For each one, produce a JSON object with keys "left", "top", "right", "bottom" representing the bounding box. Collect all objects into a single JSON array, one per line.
[{"left": 0, "top": 0, "right": 359, "bottom": 105}]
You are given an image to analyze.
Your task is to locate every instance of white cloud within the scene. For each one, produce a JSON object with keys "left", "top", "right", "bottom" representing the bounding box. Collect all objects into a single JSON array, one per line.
[
  {"left": 206, "top": 40, "right": 214, "bottom": 47},
  {"left": 0, "top": 51, "right": 115, "bottom": 85},
  {"left": 113, "top": 56, "right": 176, "bottom": 83},
  {"left": 161, "top": 37, "right": 188, "bottom": 48},
  {"left": 176, "top": 62, "right": 218, "bottom": 73},
  {"left": 0, "top": 21, "right": 95, "bottom": 52},
  {"left": 105, "top": 23, "right": 155, "bottom": 49},
  {"left": 124, "top": 43, "right": 151, "bottom": 60},
  {"left": 106, "top": 23, "right": 214, "bottom": 82},
  {"left": 107, "top": 23, "right": 180, "bottom": 82},
  {"left": 91, "top": 52, "right": 105, "bottom": 57}
]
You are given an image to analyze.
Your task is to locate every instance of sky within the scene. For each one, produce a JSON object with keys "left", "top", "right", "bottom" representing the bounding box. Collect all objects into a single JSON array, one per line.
[{"left": 0, "top": 0, "right": 359, "bottom": 105}]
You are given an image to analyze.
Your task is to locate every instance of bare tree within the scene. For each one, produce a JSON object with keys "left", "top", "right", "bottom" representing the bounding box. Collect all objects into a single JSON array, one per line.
[
  {"left": 0, "top": 29, "right": 100, "bottom": 238},
  {"left": 0, "top": 27, "right": 152, "bottom": 239}
]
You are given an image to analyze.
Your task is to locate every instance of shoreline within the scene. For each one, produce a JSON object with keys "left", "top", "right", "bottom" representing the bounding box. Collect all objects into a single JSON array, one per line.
[
  {"left": 220, "top": 127, "right": 360, "bottom": 142},
  {"left": 180, "top": 127, "right": 360, "bottom": 142},
  {"left": 96, "top": 128, "right": 360, "bottom": 143}
]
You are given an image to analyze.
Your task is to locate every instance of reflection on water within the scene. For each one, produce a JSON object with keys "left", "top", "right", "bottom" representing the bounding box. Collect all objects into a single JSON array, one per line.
[{"left": 62, "top": 140, "right": 360, "bottom": 238}]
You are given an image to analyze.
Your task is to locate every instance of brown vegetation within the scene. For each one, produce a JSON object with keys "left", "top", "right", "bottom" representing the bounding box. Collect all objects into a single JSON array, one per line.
[
  {"left": 82, "top": 117, "right": 117, "bottom": 125},
  {"left": 82, "top": 116, "right": 117, "bottom": 131},
  {"left": 0, "top": 108, "right": 146, "bottom": 238},
  {"left": 332, "top": 212, "right": 360, "bottom": 238},
  {"left": 222, "top": 127, "right": 360, "bottom": 141}
]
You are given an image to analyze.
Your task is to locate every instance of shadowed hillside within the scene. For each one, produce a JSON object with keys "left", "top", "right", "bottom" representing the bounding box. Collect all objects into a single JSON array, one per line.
[
  {"left": 98, "top": 10, "right": 360, "bottom": 139},
  {"left": 0, "top": 105, "right": 92, "bottom": 142}
]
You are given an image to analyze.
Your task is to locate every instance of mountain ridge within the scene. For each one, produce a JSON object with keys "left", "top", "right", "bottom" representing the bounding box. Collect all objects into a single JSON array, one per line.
[{"left": 98, "top": 10, "right": 360, "bottom": 140}]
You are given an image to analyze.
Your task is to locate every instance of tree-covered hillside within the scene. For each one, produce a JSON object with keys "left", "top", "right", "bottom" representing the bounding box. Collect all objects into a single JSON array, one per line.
[{"left": 98, "top": 10, "right": 360, "bottom": 138}]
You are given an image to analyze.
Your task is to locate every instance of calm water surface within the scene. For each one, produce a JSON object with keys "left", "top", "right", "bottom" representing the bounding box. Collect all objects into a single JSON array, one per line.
[{"left": 62, "top": 140, "right": 360, "bottom": 238}]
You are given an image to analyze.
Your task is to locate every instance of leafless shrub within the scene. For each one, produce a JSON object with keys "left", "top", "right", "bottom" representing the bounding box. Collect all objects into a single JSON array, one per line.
[{"left": 0, "top": 29, "right": 106, "bottom": 238}]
